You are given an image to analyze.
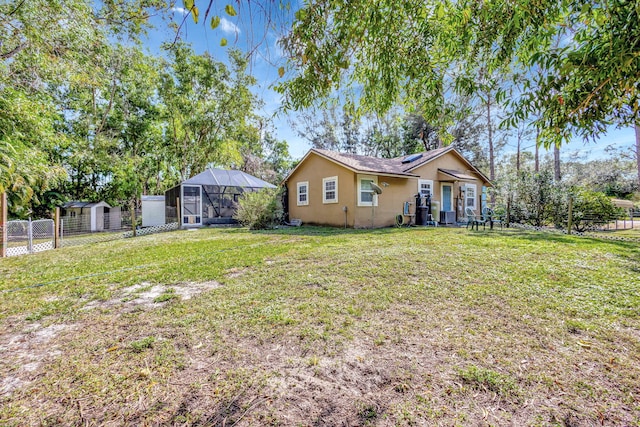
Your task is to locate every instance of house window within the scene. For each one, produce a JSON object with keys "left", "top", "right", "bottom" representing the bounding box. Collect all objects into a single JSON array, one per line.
[
  {"left": 465, "top": 184, "right": 477, "bottom": 210},
  {"left": 297, "top": 181, "right": 309, "bottom": 206},
  {"left": 418, "top": 179, "right": 433, "bottom": 197},
  {"left": 357, "top": 175, "right": 378, "bottom": 207},
  {"left": 70, "top": 211, "right": 77, "bottom": 218},
  {"left": 322, "top": 176, "right": 338, "bottom": 203}
]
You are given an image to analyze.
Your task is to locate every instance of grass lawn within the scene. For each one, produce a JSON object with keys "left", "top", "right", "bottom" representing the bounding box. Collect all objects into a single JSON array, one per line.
[{"left": 1, "top": 226, "right": 639, "bottom": 426}]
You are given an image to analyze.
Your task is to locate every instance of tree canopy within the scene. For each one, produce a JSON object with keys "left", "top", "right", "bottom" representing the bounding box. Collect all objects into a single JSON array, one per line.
[{"left": 277, "top": 0, "right": 640, "bottom": 148}]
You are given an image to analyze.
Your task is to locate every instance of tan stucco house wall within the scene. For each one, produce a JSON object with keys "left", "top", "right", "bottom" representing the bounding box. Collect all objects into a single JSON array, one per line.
[{"left": 285, "top": 147, "right": 491, "bottom": 228}]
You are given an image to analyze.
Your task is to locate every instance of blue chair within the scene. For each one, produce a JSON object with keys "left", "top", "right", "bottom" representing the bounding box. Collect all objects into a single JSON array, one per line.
[
  {"left": 465, "top": 207, "right": 486, "bottom": 230},
  {"left": 482, "top": 207, "right": 503, "bottom": 230}
]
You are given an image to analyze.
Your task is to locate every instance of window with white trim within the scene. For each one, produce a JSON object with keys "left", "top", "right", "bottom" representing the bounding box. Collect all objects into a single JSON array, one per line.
[
  {"left": 297, "top": 181, "right": 309, "bottom": 206},
  {"left": 322, "top": 176, "right": 338, "bottom": 203},
  {"left": 357, "top": 175, "right": 378, "bottom": 207},
  {"left": 465, "top": 184, "right": 477, "bottom": 210},
  {"left": 418, "top": 179, "right": 434, "bottom": 197}
]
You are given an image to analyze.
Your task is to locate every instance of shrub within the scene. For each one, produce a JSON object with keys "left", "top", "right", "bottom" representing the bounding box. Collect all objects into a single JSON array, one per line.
[
  {"left": 570, "top": 188, "right": 624, "bottom": 232},
  {"left": 234, "top": 188, "right": 282, "bottom": 230}
]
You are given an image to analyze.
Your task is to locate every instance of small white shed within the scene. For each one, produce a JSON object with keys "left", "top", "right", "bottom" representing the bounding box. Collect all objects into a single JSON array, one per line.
[
  {"left": 62, "top": 201, "right": 120, "bottom": 232},
  {"left": 142, "top": 195, "right": 166, "bottom": 227}
]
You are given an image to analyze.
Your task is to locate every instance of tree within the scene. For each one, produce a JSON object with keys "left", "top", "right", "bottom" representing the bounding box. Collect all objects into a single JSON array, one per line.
[
  {"left": 158, "top": 43, "right": 260, "bottom": 182},
  {"left": 277, "top": 0, "right": 640, "bottom": 151},
  {"left": 0, "top": 0, "right": 166, "bottom": 214},
  {"left": 636, "top": 124, "right": 640, "bottom": 191}
]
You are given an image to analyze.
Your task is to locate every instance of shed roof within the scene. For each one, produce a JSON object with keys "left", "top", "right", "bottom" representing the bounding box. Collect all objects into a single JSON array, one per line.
[
  {"left": 182, "top": 168, "right": 276, "bottom": 188},
  {"left": 63, "top": 201, "right": 111, "bottom": 209},
  {"left": 141, "top": 195, "right": 165, "bottom": 202}
]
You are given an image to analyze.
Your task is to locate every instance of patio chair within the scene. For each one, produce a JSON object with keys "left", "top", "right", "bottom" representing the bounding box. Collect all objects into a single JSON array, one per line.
[
  {"left": 481, "top": 207, "right": 503, "bottom": 230},
  {"left": 465, "top": 207, "right": 487, "bottom": 230}
]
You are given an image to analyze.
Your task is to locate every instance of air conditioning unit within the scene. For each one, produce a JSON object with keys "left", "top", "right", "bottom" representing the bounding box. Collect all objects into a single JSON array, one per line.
[{"left": 440, "top": 211, "right": 456, "bottom": 224}]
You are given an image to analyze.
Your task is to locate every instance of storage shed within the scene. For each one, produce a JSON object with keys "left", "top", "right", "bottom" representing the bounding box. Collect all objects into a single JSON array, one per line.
[
  {"left": 165, "top": 168, "right": 276, "bottom": 227},
  {"left": 61, "top": 201, "right": 120, "bottom": 232}
]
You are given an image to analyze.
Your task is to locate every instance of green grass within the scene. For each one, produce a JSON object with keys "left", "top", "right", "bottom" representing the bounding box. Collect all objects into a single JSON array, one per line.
[{"left": 1, "top": 226, "right": 639, "bottom": 425}]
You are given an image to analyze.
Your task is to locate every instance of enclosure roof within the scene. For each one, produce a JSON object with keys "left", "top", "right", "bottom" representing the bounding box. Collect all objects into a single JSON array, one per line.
[
  {"left": 63, "top": 201, "right": 111, "bottom": 209},
  {"left": 182, "top": 168, "right": 276, "bottom": 188}
]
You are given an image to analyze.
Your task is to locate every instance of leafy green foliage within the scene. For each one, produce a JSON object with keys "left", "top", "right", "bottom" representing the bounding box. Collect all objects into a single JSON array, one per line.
[
  {"left": 500, "top": 169, "right": 564, "bottom": 227},
  {"left": 571, "top": 188, "right": 624, "bottom": 232},
  {"left": 278, "top": 0, "right": 640, "bottom": 148},
  {"left": 233, "top": 188, "right": 282, "bottom": 230},
  {"left": 159, "top": 43, "right": 260, "bottom": 182},
  {"left": 1, "top": 1, "right": 282, "bottom": 216}
]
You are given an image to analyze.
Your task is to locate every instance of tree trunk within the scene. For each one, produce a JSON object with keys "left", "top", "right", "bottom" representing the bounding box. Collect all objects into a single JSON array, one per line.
[
  {"left": 486, "top": 91, "right": 496, "bottom": 204},
  {"left": 487, "top": 95, "right": 495, "bottom": 182},
  {"left": 516, "top": 139, "right": 521, "bottom": 173},
  {"left": 534, "top": 129, "right": 540, "bottom": 173},
  {"left": 635, "top": 124, "right": 640, "bottom": 191},
  {"left": 554, "top": 144, "right": 561, "bottom": 181}
]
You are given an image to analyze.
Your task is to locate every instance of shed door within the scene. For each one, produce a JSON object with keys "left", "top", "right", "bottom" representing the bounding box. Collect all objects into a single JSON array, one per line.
[{"left": 182, "top": 185, "right": 202, "bottom": 226}]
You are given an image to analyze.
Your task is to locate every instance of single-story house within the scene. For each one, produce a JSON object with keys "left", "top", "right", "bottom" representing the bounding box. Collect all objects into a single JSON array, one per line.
[
  {"left": 165, "top": 168, "right": 276, "bottom": 227},
  {"left": 141, "top": 195, "right": 166, "bottom": 227},
  {"left": 61, "top": 201, "right": 121, "bottom": 232},
  {"left": 284, "top": 146, "right": 492, "bottom": 228}
]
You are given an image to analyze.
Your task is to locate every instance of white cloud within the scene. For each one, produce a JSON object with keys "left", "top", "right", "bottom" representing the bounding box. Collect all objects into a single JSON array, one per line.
[
  {"left": 171, "top": 7, "right": 187, "bottom": 15},
  {"left": 219, "top": 17, "right": 240, "bottom": 35}
]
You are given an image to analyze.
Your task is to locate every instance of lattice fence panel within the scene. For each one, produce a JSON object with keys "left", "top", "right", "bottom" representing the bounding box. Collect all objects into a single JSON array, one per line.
[{"left": 5, "top": 219, "right": 54, "bottom": 257}]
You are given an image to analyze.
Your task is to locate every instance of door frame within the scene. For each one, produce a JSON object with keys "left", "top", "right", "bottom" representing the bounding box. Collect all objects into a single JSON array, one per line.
[
  {"left": 181, "top": 184, "right": 202, "bottom": 226},
  {"left": 441, "top": 183, "right": 454, "bottom": 212}
]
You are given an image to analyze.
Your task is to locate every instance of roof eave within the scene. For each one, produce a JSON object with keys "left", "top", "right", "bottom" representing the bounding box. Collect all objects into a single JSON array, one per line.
[{"left": 285, "top": 149, "right": 419, "bottom": 182}]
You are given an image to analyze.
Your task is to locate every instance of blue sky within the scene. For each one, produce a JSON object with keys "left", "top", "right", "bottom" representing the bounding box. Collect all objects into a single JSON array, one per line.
[{"left": 141, "top": 4, "right": 637, "bottom": 163}]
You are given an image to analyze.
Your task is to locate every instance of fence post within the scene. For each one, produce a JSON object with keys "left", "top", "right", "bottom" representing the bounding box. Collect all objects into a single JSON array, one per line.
[
  {"left": 567, "top": 196, "right": 573, "bottom": 235},
  {"left": 54, "top": 207, "right": 61, "bottom": 249},
  {"left": 131, "top": 201, "right": 137, "bottom": 238},
  {"left": 177, "top": 197, "right": 181, "bottom": 229},
  {"left": 1, "top": 192, "right": 6, "bottom": 258},
  {"left": 27, "top": 217, "right": 33, "bottom": 253}
]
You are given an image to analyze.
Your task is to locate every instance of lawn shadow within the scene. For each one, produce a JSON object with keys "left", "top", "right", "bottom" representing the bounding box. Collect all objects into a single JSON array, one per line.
[
  {"left": 229, "top": 225, "right": 412, "bottom": 238},
  {"left": 468, "top": 228, "right": 640, "bottom": 271}
]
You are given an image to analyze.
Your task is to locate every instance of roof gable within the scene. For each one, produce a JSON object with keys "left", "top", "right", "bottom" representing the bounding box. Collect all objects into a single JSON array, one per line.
[{"left": 285, "top": 146, "right": 490, "bottom": 185}]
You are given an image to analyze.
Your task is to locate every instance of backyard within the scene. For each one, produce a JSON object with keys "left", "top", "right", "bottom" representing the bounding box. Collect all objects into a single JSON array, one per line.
[{"left": 0, "top": 226, "right": 639, "bottom": 426}]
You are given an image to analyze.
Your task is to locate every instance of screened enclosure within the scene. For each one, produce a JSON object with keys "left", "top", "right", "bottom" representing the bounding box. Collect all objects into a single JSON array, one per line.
[{"left": 165, "top": 168, "right": 276, "bottom": 226}]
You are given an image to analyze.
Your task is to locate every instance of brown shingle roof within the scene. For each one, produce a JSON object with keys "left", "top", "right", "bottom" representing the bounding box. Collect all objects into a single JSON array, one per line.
[{"left": 312, "top": 146, "right": 452, "bottom": 177}]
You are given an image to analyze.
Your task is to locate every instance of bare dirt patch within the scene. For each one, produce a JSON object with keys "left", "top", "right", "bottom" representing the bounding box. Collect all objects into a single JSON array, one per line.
[
  {"left": 226, "top": 267, "right": 249, "bottom": 279},
  {"left": 83, "top": 280, "right": 221, "bottom": 311},
  {"left": 0, "top": 322, "right": 75, "bottom": 396},
  {"left": 0, "top": 280, "right": 221, "bottom": 398}
]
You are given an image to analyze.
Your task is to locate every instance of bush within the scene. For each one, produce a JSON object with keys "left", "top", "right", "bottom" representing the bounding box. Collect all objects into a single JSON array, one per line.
[
  {"left": 570, "top": 188, "right": 624, "bottom": 232},
  {"left": 233, "top": 188, "right": 283, "bottom": 230}
]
